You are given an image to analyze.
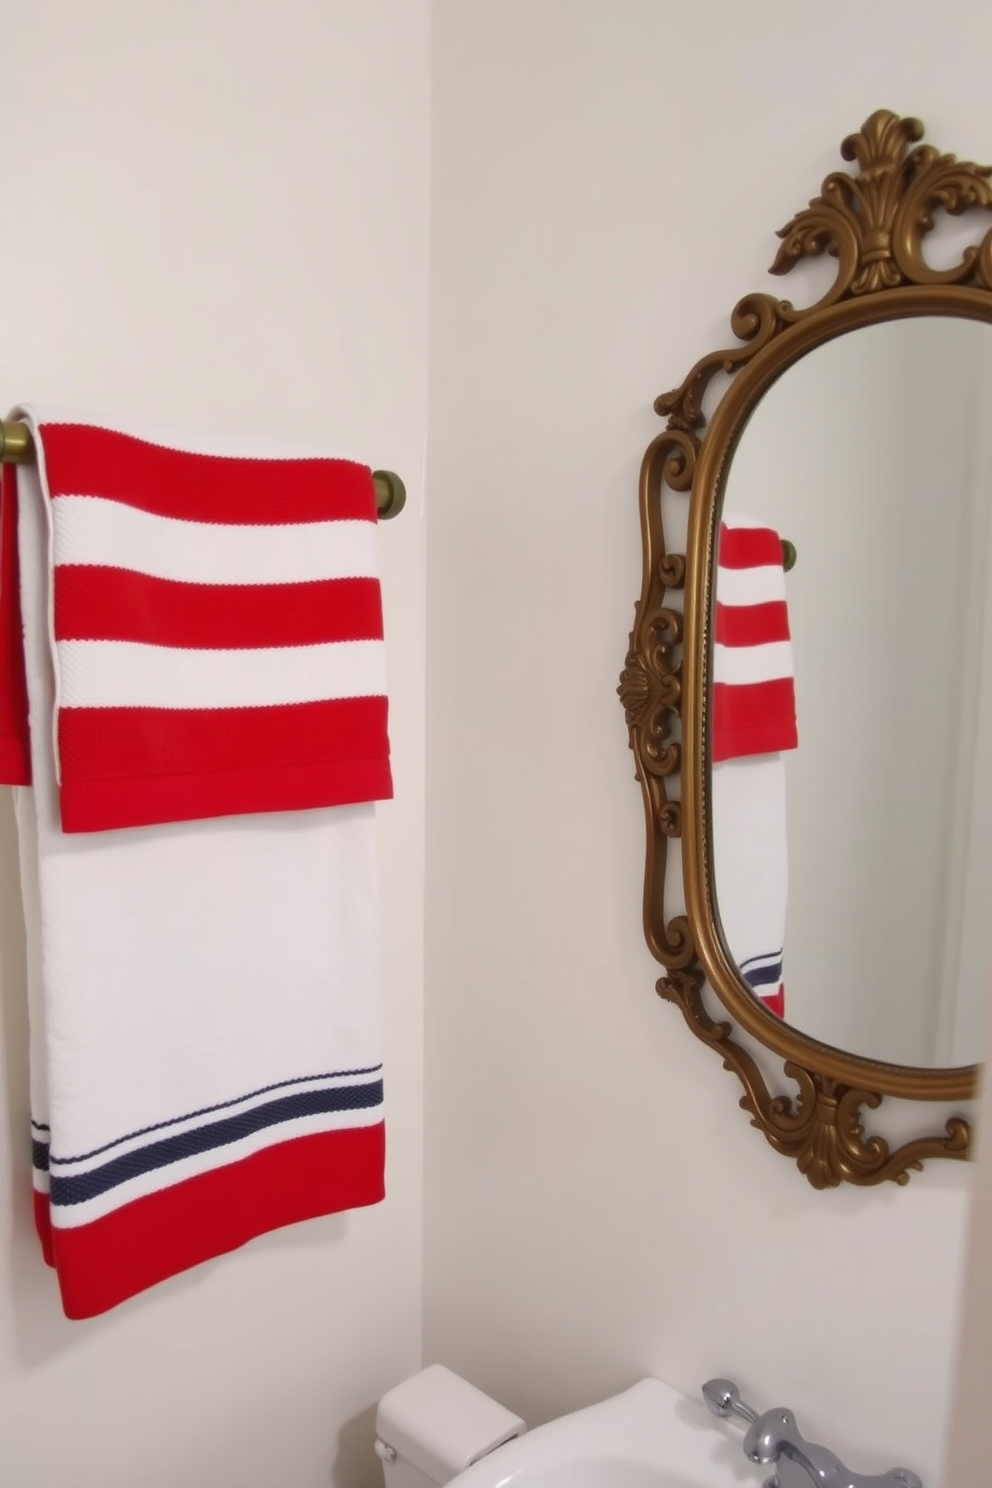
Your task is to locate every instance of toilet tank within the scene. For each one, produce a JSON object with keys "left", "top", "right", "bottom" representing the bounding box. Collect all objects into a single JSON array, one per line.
[{"left": 375, "top": 1366, "right": 526, "bottom": 1488}]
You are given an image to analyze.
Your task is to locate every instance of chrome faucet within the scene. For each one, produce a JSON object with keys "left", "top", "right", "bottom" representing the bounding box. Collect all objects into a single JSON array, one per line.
[{"left": 701, "top": 1379, "right": 923, "bottom": 1488}]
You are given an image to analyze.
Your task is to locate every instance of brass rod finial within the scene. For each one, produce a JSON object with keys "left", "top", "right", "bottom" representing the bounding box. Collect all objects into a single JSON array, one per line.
[
  {"left": 372, "top": 470, "right": 406, "bottom": 520},
  {"left": 0, "top": 419, "right": 34, "bottom": 464}
]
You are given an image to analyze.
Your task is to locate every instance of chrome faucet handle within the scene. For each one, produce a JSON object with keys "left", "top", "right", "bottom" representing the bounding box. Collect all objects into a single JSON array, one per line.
[
  {"left": 702, "top": 1378, "right": 759, "bottom": 1426},
  {"left": 701, "top": 1381, "right": 924, "bottom": 1488}
]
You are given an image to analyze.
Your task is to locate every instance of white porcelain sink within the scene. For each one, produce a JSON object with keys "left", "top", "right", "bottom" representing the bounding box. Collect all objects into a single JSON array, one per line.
[
  {"left": 445, "top": 1378, "right": 755, "bottom": 1488},
  {"left": 484, "top": 1462, "right": 706, "bottom": 1488}
]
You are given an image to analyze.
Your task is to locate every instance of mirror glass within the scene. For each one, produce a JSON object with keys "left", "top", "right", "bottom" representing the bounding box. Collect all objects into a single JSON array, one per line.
[{"left": 712, "top": 317, "right": 992, "bottom": 1069}]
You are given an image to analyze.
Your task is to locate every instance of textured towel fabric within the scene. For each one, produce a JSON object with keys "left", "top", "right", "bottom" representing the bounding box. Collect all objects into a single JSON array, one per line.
[
  {"left": 0, "top": 409, "right": 391, "bottom": 831},
  {"left": 711, "top": 512, "right": 797, "bottom": 1020},
  {"left": 0, "top": 409, "right": 389, "bottom": 1318},
  {"left": 712, "top": 753, "right": 788, "bottom": 1019},
  {"left": 712, "top": 516, "right": 797, "bottom": 763}
]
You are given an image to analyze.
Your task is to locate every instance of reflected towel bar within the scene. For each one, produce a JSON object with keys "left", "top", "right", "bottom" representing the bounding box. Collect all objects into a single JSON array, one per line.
[{"left": 0, "top": 418, "right": 407, "bottom": 520}]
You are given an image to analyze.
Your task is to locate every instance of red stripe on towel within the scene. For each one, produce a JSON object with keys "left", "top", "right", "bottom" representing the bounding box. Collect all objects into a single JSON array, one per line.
[
  {"left": 760, "top": 986, "right": 785, "bottom": 1019},
  {"left": 51, "top": 1122, "right": 385, "bottom": 1319},
  {"left": 59, "top": 696, "right": 388, "bottom": 779},
  {"left": 56, "top": 569, "right": 385, "bottom": 648},
  {"left": 712, "top": 678, "right": 798, "bottom": 762},
  {"left": 0, "top": 468, "right": 31, "bottom": 784},
  {"left": 718, "top": 523, "right": 784, "bottom": 569},
  {"left": 41, "top": 424, "right": 378, "bottom": 525},
  {"left": 58, "top": 698, "right": 392, "bottom": 830},
  {"left": 714, "top": 599, "right": 791, "bottom": 649}
]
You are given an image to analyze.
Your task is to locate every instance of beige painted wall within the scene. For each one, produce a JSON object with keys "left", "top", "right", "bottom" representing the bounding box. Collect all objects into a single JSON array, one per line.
[
  {"left": 423, "top": 6, "right": 982, "bottom": 1486},
  {"left": 0, "top": 4, "right": 428, "bottom": 1486}
]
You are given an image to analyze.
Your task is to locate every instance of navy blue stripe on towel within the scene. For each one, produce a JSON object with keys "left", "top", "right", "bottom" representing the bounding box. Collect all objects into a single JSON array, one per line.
[
  {"left": 32, "top": 1139, "right": 50, "bottom": 1173},
  {"left": 53, "top": 1064, "right": 383, "bottom": 1166},
  {"left": 50, "top": 1078, "right": 384, "bottom": 1208},
  {"left": 743, "top": 952, "right": 785, "bottom": 988},
  {"left": 744, "top": 961, "right": 783, "bottom": 989}
]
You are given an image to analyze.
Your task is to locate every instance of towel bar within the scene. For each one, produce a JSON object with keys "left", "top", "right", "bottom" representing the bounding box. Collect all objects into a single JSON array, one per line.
[{"left": 0, "top": 418, "right": 406, "bottom": 519}]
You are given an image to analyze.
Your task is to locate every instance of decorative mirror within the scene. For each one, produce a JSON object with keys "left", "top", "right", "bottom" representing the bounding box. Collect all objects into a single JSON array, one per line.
[{"left": 618, "top": 110, "right": 991, "bottom": 1187}]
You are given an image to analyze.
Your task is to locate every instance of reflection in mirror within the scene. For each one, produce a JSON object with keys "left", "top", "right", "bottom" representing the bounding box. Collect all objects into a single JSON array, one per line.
[{"left": 714, "top": 318, "right": 992, "bottom": 1070}]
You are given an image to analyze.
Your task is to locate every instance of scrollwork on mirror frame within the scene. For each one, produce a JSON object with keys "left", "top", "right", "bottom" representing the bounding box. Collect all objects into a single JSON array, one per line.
[{"left": 619, "top": 110, "right": 984, "bottom": 1188}]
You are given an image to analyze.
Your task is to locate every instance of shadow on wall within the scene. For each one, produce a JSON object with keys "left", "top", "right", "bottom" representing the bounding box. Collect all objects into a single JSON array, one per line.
[{"left": 335, "top": 1404, "right": 381, "bottom": 1488}]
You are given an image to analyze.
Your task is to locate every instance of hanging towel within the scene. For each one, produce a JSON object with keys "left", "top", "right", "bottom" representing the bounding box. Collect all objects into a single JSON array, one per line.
[
  {"left": 711, "top": 512, "right": 797, "bottom": 1020},
  {"left": 0, "top": 408, "right": 391, "bottom": 1318},
  {"left": 1, "top": 411, "right": 391, "bottom": 829}
]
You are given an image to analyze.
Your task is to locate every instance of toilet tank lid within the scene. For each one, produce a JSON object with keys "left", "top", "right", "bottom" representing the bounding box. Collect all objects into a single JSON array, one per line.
[{"left": 377, "top": 1365, "right": 526, "bottom": 1484}]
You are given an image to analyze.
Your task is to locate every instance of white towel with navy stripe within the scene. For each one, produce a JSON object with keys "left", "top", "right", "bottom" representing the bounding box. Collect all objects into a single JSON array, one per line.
[
  {"left": 711, "top": 511, "right": 797, "bottom": 1020},
  {"left": 1, "top": 407, "right": 390, "bottom": 1319}
]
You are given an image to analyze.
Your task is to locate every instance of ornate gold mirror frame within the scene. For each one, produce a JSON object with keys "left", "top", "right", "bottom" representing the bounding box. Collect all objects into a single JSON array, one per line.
[{"left": 619, "top": 110, "right": 986, "bottom": 1188}]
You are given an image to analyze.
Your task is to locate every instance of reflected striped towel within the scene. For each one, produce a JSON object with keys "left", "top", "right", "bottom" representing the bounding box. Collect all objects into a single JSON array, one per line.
[
  {"left": 0, "top": 408, "right": 391, "bottom": 1318},
  {"left": 712, "top": 516, "right": 797, "bottom": 763},
  {"left": 711, "top": 512, "right": 797, "bottom": 1020}
]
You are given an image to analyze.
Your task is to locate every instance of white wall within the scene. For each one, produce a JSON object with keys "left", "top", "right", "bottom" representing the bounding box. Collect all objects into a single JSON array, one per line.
[
  {"left": 0, "top": 5, "right": 429, "bottom": 1487},
  {"left": 423, "top": 6, "right": 980, "bottom": 1485}
]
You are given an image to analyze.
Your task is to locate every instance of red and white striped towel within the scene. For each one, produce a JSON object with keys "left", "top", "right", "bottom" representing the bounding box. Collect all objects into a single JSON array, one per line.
[
  {"left": 712, "top": 516, "right": 797, "bottom": 763},
  {"left": 0, "top": 408, "right": 390, "bottom": 1318},
  {"left": 711, "top": 512, "right": 798, "bottom": 1020},
  {"left": 0, "top": 408, "right": 392, "bottom": 831}
]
